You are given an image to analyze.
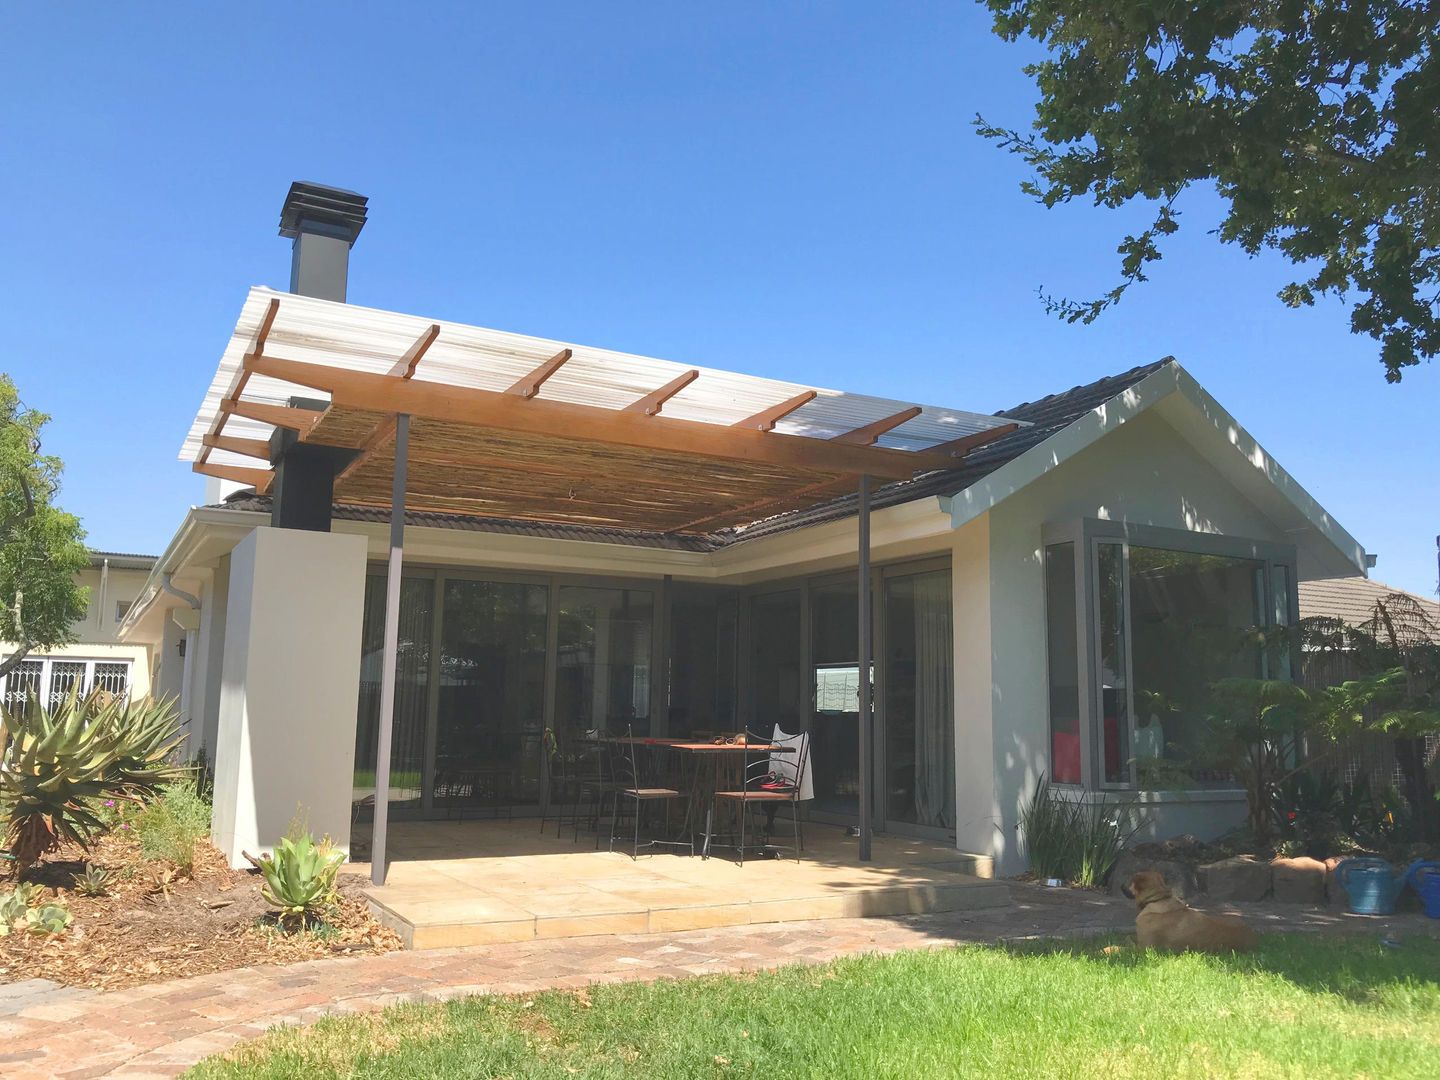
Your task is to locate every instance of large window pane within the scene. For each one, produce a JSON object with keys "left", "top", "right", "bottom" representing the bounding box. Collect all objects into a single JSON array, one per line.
[
  {"left": 1097, "top": 543, "right": 1130, "bottom": 784},
  {"left": 666, "top": 586, "right": 737, "bottom": 738},
  {"left": 437, "top": 579, "right": 549, "bottom": 807},
  {"left": 1128, "top": 547, "right": 1264, "bottom": 784},
  {"left": 355, "top": 576, "right": 435, "bottom": 810},
  {"left": 810, "top": 581, "right": 860, "bottom": 816},
  {"left": 884, "top": 569, "right": 954, "bottom": 828},
  {"left": 750, "top": 590, "right": 802, "bottom": 731},
  {"left": 555, "top": 586, "right": 653, "bottom": 735},
  {"left": 1044, "top": 544, "right": 1082, "bottom": 784}
]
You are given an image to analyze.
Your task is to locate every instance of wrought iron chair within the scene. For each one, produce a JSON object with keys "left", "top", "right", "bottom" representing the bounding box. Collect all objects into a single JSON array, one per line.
[
  {"left": 607, "top": 727, "right": 692, "bottom": 859},
  {"left": 711, "top": 728, "right": 810, "bottom": 865}
]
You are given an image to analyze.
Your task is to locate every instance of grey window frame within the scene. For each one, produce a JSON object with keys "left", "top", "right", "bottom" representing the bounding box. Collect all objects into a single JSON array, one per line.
[{"left": 1040, "top": 519, "right": 1299, "bottom": 793}]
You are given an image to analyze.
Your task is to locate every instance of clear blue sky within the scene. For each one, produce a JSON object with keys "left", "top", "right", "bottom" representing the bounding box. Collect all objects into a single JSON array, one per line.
[{"left": 2, "top": 3, "right": 1434, "bottom": 596}]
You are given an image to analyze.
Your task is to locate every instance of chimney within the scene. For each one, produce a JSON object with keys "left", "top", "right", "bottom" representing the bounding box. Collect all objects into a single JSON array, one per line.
[{"left": 278, "top": 181, "right": 368, "bottom": 302}]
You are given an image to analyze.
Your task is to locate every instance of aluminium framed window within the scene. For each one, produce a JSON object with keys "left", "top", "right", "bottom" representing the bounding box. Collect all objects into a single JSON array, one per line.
[
  {"left": 0, "top": 657, "right": 133, "bottom": 709},
  {"left": 1042, "top": 519, "right": 1298, "bottom": 792}
]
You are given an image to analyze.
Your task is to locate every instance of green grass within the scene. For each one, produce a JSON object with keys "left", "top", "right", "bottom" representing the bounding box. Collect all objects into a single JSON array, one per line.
[{"left": 185, "top": 934, "right": 1440, "bottom": 1080}]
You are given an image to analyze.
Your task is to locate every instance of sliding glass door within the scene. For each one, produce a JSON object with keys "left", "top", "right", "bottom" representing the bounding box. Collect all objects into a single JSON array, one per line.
[
  {"left": 436, "top": 579, "right": 550, "bottom": 808},
  {"left": 882, "top": 568, "right": 954, "bottom": 830},
  {"left": 554, "top": 586, "right": 654, "bottom": 736},
  {"left": 810, "top": 581, "right": 861, "bottom": 818},
  {"left": 355, "top": 575, "right": 434, "bottom": 811}
]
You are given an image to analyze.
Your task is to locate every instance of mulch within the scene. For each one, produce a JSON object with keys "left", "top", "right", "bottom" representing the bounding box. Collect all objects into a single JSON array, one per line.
[{"left": 0, "top": 833, "right": 403, "bottom": 990}]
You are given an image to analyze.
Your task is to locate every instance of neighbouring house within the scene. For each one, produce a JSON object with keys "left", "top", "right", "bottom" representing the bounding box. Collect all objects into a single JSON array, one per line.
[
  {"left": 1298, "top": 576, "right": 1440, "bottom": 630},
  {"left": 115, "top": 183, "right": 1371, "bottom": 877},
  {"left": 0, "top": 551, "right": 161, "bottom": 710}
]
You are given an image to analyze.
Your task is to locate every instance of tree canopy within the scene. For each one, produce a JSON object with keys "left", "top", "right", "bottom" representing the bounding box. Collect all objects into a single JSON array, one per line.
[
  {"left": 0, "top": 373, "right": 89, "bottom": 680},
  {"left": 978, "top": 0, "right": 1439, "bottom": 381}
]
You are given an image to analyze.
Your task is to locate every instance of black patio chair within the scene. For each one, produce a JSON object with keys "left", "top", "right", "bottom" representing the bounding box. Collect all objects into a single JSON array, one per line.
[
  {"left": 711, "top": 728, "right": 810, "bottom": 865},
  {"left": 607, "top": 727, "right": 693, "bottom": 859}
]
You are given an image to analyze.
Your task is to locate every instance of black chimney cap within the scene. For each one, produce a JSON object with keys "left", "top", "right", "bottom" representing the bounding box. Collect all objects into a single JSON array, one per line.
[{"left": 278, "top": 182, "right": 368, "bottom": 245}]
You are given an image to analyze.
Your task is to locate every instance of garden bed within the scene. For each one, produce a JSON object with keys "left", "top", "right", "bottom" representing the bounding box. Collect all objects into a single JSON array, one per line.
[{"left": 0, "top": 831, "right": 402, "bottom": 990}]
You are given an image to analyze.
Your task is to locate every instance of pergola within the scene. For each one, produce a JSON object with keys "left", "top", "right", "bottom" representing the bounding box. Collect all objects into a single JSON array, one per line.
[{"left": 185, "top": 291, "right": 1022, "bottom": 882}]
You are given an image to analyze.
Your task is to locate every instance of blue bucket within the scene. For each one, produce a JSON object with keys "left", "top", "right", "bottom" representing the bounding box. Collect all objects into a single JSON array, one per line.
[
  {"left": 1405, "top": 861, "right": 1440, "bottom": 919},
  {"left": 1333, "top": 857, "right": 1404, "bottom": 915}
]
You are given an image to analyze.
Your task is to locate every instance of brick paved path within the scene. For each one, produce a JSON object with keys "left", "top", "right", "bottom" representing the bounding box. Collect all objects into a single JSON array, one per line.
[{"left": 4, "top": 885, "right": 1437, "bottom": 1080}]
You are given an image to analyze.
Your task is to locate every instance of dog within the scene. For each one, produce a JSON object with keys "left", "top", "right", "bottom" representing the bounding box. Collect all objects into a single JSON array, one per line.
[{"left": 1122, "top": 870, "right": 1256, "bottom": 953}]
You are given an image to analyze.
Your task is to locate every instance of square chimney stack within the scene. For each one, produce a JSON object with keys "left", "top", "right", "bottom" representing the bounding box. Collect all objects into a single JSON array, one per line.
[{"left": 278, "top": 181, "right": 368, "bottom": 303}]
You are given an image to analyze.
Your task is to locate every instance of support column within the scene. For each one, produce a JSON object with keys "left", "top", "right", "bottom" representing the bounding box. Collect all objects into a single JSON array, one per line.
[
  {"left": 210, "top": 527, "right": 367, "bottom": 868},
  {"left": 857, "top": 473, "right": 873, "bottom": 862},
  {"left": 370, "top": 413, "right": 409, "bottom": 887}
]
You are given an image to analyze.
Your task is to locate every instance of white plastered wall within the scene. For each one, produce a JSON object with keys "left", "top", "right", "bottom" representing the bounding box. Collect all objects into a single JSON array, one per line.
[
  {"left": 210, "top": 527, "right": 367, "bottom": 868},
  {"left": 978, "top": 408, "right": 1291, "bottom": 872}
]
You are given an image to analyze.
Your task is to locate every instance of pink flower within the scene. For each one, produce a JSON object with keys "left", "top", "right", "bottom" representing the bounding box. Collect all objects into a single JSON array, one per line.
[
  {"left": 120, "top": 823, "right": 130, "bottom": 830},
  {"left": 105, "top": 800, "right": 115, "bottom": 807}
]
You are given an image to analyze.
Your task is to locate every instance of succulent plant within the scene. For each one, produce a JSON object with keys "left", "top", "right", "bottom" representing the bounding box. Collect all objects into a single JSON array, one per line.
[
  {"left": 72, "top": 862, "right": 111, "bottom": 897},
  {"left": 257, "top": 833, "right": 344, "bottom": 929},
  {"left": 25, "top": 901, "right": 72, "bottom": 934},
  {"left": 0, "top": 688, "right": 188, "bottom": 874}
]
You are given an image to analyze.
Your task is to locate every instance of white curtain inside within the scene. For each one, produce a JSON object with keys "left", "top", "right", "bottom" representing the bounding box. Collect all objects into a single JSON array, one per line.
[{"left": 912, "top": 572, "right": 954, "bottom": 828}]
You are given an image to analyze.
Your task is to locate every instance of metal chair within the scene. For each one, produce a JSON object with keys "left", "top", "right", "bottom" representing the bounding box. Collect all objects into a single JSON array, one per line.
[
  {"left": 712, "top": 728, "right": 810, "bottom": 865},
  {"left": 607, "top": 727, "right": 692, "bottom": 859}
]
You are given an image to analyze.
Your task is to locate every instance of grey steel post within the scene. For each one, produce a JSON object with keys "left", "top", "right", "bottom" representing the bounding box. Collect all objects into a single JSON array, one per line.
[
  {"left": 857, "top": 473, "right": 872, "bottom": 861},
  {"left": 370, "top": 413, "right": 410, "bottom": 887}
]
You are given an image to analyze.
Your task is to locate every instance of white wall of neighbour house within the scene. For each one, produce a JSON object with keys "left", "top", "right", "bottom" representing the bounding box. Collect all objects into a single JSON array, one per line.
[
  {"left": 0, "top": 565, "right": 156, "bottom": 701},
  {"left": 211, "top": 527, "right": 367, "bottom": 869},
  {"left": 980, "top": 408, "right": 1274, "bottom": 873}
]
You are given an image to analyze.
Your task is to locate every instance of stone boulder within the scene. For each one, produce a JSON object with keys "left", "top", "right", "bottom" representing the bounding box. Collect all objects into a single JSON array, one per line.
[
  {"left": 1199, "top": 855, "right": 1272, "bottom": 901},
  {"left": 1108, "top": 850, "right": 1201, "bottom": 902},
  {"left": 1270, "top": 856, "right": 1327, "bottom": 905}
]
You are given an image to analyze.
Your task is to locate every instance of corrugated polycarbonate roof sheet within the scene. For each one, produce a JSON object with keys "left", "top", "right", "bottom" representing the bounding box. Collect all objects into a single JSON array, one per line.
[{"left": 181, "top": 287, "right": 1021, "bottom": 470}]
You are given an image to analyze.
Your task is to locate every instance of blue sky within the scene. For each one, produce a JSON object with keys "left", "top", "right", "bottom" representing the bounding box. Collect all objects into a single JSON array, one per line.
[{"left": 2, "top": 3, "right": 1434, "bottom": 595}]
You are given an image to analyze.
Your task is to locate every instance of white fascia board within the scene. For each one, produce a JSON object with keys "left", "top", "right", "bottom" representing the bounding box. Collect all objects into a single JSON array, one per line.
[
  {"left": 117, "top": 507, "right": 266, "bottom": 643},
  {"left": 940, "top": 361, "right": 1369, "bottom": 578}
]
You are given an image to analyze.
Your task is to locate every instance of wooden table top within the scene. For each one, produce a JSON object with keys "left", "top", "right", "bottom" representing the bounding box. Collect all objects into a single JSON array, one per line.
[{"left": 598, "top": 736, "right": 794, "bottom": 753}]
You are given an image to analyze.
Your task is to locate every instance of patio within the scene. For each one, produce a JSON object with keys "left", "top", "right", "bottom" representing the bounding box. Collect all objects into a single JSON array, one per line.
[{"left": 350, "top": 819, "right": 1007, "bottom": 949}]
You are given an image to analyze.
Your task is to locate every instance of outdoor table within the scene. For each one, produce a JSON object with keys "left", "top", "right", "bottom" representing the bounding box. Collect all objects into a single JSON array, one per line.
[{"left": 601, "top": 737, "right": 794, "bottom": 858}]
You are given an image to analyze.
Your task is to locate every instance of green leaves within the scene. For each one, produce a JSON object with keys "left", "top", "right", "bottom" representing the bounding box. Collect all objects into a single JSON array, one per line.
[
  {"left": 256, "top": 833, "right": 343, "bottom": 928},
  {"left": 0, "top": 689, "right": 189, "bottom": 873},
  {"left": 978, "top": 0, "right": 1439, "bottom": 380}
]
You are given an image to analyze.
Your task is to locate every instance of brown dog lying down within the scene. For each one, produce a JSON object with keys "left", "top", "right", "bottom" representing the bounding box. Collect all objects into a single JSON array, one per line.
[{"left": 1122, "top": 871, "right": 1257, "bottom": 953}]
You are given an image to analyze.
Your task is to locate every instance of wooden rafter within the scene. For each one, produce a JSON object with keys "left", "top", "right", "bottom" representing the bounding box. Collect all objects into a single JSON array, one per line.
[
  {"left": 192, "top": 462, "right": 273, "bottom": 491},
  {"left": 505, "top": 348, "right": 572, "bottom": 398},
  {"left": 202, "top": 433, "right": 272, "bottom": 461},
  {"left": 622, "top": 370, "right": 699, "bottom": 416},
  {"left": 243, "top": 353, "right": 942, "bottom": 479},
  {"left": 202, "top": 297, "right": 281, "bottom": 463},
  {"left": 335, "top": 415, "right": 399, "bottom": 486},
  {"left": 831, "top": 406, "right": 922, "bottom": 446},
  {"left": 926, "top": 422, "right": 1020, "bottom": 461},
  {"left": 221, "top": 398, "right": 326, "bottom": 433},
  {"left": 386, "top": 323, "right": 441, "bottom": 379},
  {"left": 734, "top": 390, "right": 817, "bottom": 432}
]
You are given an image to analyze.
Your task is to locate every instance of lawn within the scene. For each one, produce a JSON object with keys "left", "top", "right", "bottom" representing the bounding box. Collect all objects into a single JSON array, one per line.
[{"left": 186, "top": 933, "right": 1440, "bottom": 1080}]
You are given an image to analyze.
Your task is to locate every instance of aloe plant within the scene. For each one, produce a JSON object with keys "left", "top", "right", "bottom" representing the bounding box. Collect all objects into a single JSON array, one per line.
[
  {"left": 0, "top": 689, "right": 188, "bottom": 875},
  {"left": 257, "top": 833, "right": 343, "bottom": 929},
  {"left": 72, "top": 861, "right": 111, "bottom": 897}
]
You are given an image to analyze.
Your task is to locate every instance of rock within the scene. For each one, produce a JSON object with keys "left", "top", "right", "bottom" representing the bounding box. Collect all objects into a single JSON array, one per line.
[
  {"left": 1270, "top": 856, "right": 1327, "bottom": 905},
  {"left": 1199, "top": 855, "right": 1272, "bottom": 901},
  {"left": 1109, "top": 850, "right": 1201, "bottom": 902}
]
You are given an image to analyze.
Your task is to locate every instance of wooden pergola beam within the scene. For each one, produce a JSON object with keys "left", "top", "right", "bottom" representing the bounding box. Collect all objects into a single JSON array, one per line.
[
  {"left": 192, "top": 461, "right": 273, "bottom": 490},
  {"left": 202, "top": 433, "right": 272, "bottom": 461},
  {"left": 734, "top": 390, "right": 817, "bottom": 432},
  {"left": 201, "top": 297, "right": 281, "bottom": 464},
  {"left": 221, "top": 398, "right": 326, "bottom": 433},
  {"left": 622, "top": 369, "right": 699, "bottom": 416},
  {"left": 505, "top": 348, "right": 572, "bottom": 398},
  {"left": 926, "top": 422, "right": 1020, "bottom": 461},
  {"left": 831, "top": 406, "right": 922, "bottom": 446},
  {"left": 386, "top": 324, "right": 442, "bottom": 379},
  {"left": 243, "top": 353, "right": 933, "bottom": 480}
]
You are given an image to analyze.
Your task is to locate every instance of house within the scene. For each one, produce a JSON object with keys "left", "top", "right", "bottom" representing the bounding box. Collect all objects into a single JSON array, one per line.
[
  {"left": 0, "top": 551, "right": 161, "bottom": 709},
  {"left": 117, "top": 183, "right": 1370, "bottom": 878},
  {"left": 1298, "top": 576, "right": 1440, "bottom": 631}
]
